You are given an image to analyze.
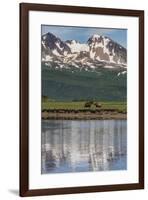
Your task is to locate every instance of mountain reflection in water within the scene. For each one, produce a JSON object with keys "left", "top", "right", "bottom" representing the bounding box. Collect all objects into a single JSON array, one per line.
[{"left": 41, "top": 120, "right": 127, "bottom": 174}]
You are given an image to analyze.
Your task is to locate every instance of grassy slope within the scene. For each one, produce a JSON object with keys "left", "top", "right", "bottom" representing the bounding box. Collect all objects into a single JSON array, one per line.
[
  {"left": 42, "top": 65, "right": 127, "bottom": 101},
  {"left": 42, "top": 101, "right": 126, "bottom": 112}
]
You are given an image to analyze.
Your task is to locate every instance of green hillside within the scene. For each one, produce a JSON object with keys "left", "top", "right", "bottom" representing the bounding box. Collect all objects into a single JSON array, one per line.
[{"left": 42, "top": 64, "right": 127, "bottom": 101}]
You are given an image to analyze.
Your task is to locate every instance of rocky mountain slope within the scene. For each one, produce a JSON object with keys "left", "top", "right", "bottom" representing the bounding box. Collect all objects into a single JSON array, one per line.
[{"left": 41, "top": 32, "right": 127, "bottom": 73}]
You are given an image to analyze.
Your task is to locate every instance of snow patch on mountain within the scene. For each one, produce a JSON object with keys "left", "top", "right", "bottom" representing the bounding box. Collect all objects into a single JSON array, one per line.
[
  {"left": 66, "top": 40, "right": 89, "bottom": 53},
  {"left": 43, "top": 55, "right": 53, "bottom": 62},
  {"left": 90, "top": 50, "right": 95, "bottom": 60},
  {"left": 104, "top": 65, "right": 115, "bottom": 69},
  {"left": 117, "top": 71, "right": 127, "bottom": 76},
  {"left": 55, "top": 42, "right": 64, "bottom": 51},
  {"left": 52, "top": 49, "right": 61, "bottom": 57},
  {"left": 90, "top": 65, "right": 96, "bottom": 69}
]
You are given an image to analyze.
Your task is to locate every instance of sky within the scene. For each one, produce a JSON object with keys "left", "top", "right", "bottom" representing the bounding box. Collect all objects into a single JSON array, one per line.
[{"left": 41, "top": 25, "right": 127, "bottom": 48}]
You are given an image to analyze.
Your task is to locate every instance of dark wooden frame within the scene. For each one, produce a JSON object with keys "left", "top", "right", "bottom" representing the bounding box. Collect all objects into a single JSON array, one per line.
[{"left": 20, "top": 3, "right": 144, "bottom": 197}]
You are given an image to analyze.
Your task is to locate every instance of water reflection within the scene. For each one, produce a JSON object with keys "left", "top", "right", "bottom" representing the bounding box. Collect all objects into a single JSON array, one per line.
[{"left": 41, "top": 120, "right": 127, "bottom": 174}]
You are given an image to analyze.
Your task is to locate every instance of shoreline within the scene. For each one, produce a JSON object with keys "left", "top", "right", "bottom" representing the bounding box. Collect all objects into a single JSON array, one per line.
[{"left": 42, "top": 110, "right": 126, "bottom": 120}]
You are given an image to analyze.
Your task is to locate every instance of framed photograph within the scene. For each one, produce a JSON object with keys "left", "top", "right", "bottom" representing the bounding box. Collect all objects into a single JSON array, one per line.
[{"left": 20, "top": 3, "right": 144, "bottom": 197}]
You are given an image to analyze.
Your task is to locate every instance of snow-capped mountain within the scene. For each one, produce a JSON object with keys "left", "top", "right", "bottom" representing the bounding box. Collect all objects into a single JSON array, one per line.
[
  {"left": 42, "top": 32, "right": 71, "bottom": 58},
  {"left": 42, "top": 32, "right": 127, "bottom": 72},
  {"left": 87, "top": 34, "right": 126, "bottom": 64}
]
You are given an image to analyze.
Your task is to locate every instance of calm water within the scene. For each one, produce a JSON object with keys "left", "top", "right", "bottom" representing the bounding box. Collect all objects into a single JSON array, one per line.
[{"left": 41, "top": 120, "right": 127, "bottom": 174}]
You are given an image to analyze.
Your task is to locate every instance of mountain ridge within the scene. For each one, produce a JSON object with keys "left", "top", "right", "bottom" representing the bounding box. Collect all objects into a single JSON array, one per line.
[{"left": 41, "top": 32, "right": 127, "bottom": 72}]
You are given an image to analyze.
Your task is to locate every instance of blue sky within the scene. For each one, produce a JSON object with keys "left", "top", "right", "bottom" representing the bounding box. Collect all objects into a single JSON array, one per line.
[{"left": 41, "top": 25, "right": 127, "bottom": 48}]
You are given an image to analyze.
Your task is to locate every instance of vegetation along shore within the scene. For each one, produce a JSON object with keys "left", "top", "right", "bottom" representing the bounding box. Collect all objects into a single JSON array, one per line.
[{"left": 42, "top": 100, "right": 127, "bottom": 120}]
